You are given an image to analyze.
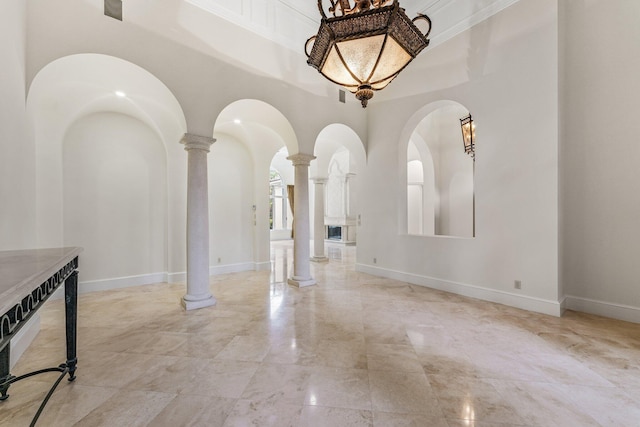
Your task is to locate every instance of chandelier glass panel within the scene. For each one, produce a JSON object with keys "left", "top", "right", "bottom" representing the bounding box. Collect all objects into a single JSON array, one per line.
[{"left": 306, "top": 0, "right": 432, "bottom": 107}]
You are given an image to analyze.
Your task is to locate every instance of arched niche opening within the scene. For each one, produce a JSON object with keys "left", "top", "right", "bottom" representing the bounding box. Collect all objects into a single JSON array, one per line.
[
  {"left": 403, "top": 102, "right": 475, "bottom": 238},
  {"left": 27, "top": 53, "right": 186, "bottom": 284}
]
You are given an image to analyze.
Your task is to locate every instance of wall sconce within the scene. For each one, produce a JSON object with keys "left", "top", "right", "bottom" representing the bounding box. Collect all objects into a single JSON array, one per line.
[{"left": 460, "top": 114, "right": 475, "bottom": 160}]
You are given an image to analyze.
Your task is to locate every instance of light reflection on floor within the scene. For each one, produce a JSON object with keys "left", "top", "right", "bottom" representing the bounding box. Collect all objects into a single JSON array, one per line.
[{"left": 6, "top": 239, "right": 640, "bottom": 427}]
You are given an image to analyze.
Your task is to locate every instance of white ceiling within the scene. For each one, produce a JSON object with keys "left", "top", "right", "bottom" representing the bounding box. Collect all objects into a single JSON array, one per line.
[
  {"left": 107, "top": 0, "right": 522, "bottom": 100},
  {"left": 185, "top": 0, "right": 521, "bottom": 53}
]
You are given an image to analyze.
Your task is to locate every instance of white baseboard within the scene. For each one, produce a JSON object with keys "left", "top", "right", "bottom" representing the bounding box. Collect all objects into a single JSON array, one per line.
[
  {"left": 564, "top": 295, "right": 640, "bottom": 324},
  {"left": 10, "top": 315, "right": 40, "bottom": 369},
  {"left": 47, "top": 262, "right": 268, "bottom": 297},
  {"left": 210, "top": 262, "right": 258, "bottom": 275},
  {"left": 168, "top": 271, "right": 186, "bottom": 283},
  {"left": 50, "top": 271, "right": 171, "bottom": 300},
  {"left": 254, "top": 261, "right": 272, "bottom": 272},
  {"left": 79, "top": 272, "right": 169, "bottom": 294},
  {"left": 356, "top": 263, "right": 563, "bottom": 317}
]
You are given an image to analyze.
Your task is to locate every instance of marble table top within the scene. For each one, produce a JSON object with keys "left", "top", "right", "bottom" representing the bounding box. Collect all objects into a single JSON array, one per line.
[{"left": 0, "top": 247, "right": 82, "bottom": 316}]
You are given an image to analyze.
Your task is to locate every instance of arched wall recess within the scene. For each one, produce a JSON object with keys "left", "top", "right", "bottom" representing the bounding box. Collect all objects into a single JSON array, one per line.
[
  {"left": 27, "top": 53, "right": 188, "bottom": 286},
  {"left": 401, "top": 101, "right": 475, "bottom": 238},
  {"left": 63, "top": 112, "right": 168, "bottom": 282}
]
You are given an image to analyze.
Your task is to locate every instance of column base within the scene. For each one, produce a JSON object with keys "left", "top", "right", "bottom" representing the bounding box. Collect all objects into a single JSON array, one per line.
[
  {"left": 288, "top": 276, "right": 316, "bottom": 288},
  {"left": 311, "top": 256, "right": 328, "bottom": 263},
  {"left": 181, "top": 295, "right": 217, "bottom": 311}
]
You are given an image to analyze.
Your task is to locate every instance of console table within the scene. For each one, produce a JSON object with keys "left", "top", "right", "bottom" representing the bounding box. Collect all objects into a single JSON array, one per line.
[{"left": 0, "top": 247, "right": 82, "bottom": 426}]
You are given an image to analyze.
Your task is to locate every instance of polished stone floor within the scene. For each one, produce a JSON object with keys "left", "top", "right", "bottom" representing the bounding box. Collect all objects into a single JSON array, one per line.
[{"left": 2, "top": 242, "right": 640, "bottom": 426}]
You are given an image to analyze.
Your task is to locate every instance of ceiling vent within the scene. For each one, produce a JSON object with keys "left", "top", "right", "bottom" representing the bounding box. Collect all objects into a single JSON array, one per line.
[{"left": 104, "top": 0, "right": 122, "bottom": 21}]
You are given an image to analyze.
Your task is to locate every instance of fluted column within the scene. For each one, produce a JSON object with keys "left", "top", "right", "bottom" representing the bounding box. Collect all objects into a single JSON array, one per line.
[
  {"left": 311, "top": 178, "right": 328, "bottom": 262},
  {"left": 181, "top": 133, "right": 216, "bottom": 310},
  {"left": 287, "top": 153, "right": 316, "bottom": 287}
]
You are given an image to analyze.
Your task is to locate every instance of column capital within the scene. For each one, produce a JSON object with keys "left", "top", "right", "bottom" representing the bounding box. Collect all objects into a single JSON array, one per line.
[
  {"left": 287, "top": 153, "right": 316, "bottom": 167},
  {"left": 312, "top": 177, "right": 328, "bottom": 184},
  {"left": 181, "top": 133, "right": 216, "bottom": 152}
]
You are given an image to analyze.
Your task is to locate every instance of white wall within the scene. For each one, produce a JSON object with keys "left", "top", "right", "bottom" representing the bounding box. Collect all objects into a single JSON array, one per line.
[
  {"left": 25, "top": 0, "right": 367, "bottom": 158},
  {"left": 408, "top": 136, "right": 437, "bottom": 235},
  {"left": 23, "top": 0, "right": 366, "bottom": 285},
  {"left": 63, "top": 112, "right": 167, "bottom": 282},
  {"left": 560, "top": 1, "right": 640, "bottom": 322},
  {"left": 209, "top": 138, "right": 255, "bottom": 266},
  {"left": 8, "top": 0, "right": 638, "bottom": 325},
  {"left": 0, "top": 1, "right": 35, "bottom": 250},
  {"left": 407, "top": 159, "right": 424, "bottom": 235},
  {"left": 358, "top": 0, "right": 560, "bottom": 315}
]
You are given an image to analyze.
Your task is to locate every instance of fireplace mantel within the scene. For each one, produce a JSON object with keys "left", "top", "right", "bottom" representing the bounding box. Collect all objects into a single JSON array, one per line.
[{"left": 325, "top": 217, "right": 357, "bottom": 245}]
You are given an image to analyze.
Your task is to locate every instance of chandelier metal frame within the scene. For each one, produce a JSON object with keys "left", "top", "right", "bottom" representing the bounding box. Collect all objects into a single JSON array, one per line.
[{"left": 305, "top": 0, "right": 432, "bottom": 107}]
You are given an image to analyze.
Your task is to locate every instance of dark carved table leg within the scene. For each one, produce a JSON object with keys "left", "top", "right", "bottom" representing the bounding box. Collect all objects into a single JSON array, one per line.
[
  {"left": 0, "top": 344, "right": 14, "bottom": 400},
  {"left": 64, "top": 271, "right": 78, "bottom": 382}
]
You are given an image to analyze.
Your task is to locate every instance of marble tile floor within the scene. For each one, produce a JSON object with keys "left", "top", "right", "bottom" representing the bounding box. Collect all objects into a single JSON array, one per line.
[{"left": 2, "top": 242, "right": 640, "bottom": 426}]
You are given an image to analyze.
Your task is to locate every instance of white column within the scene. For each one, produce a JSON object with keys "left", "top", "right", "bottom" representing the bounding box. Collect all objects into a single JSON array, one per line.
[
  {"left": 181, "top": 133, "right": 216, "bottom": 310},
  {"left": 311, "top": 178, "right": 328, "bottom": 262},
  {"left": 287, "top": 153, "right": 316, "bottom": 287}
]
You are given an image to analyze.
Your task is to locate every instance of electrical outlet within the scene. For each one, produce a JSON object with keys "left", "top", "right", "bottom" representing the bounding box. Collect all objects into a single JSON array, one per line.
[
  {"left": 373, "top": 257, "right": 377, "bottom": 264},
  {"left": 218, "top": 257, "right": 221, "bottom": 263},
  {"left": 514, "top": 280, "right": 522, "bottom": 290}
]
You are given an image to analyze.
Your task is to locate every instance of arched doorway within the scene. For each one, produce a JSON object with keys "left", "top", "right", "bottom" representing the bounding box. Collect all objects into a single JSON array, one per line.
[
  {"left": 312, "top": 124, "right": 366, "bottom": 259},
  {"left": 212, "top": 99, "right": 299, "bottom": 273}
]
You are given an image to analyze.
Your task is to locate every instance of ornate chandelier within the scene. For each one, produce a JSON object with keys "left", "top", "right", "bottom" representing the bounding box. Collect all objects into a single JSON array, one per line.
[{"left": 305, "top": 0, "right": 432, "bottom": 108}]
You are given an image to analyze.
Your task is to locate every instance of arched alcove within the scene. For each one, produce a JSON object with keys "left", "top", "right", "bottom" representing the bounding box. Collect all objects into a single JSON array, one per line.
[
  {"left": 63, "top": 112, "right": 167, "bottom": 281},
  {"left": 213, "top": 99, "right": 298, "bottom": 271},
  {"left": 400, "top": 101, "right": 474, "bottom": 238},
  {"left": 27, "top": 53, "right": 187, "bottom": 286}
]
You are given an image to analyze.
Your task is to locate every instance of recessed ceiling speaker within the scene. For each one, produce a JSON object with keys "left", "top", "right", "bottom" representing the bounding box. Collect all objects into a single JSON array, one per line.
[{"left": 104, "top": 0, "right": 122, "bottom": 21}]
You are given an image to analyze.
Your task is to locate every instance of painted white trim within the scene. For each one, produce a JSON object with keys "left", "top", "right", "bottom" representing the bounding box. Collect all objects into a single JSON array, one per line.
[
  {"left": 254, "top": 261, "right": 272, "bottom": 272},
  {"left": 430, "top": 0, "right": 521, "bottom": 49},
  {"left": 356, "top": 263, "right": 562, "bottom": 317},
  {"left": 49, "top": 272, "right": 171, "bottom": 300},
  {"left": 168, "top": 271, "right": 186, "bottom": 284},
  {"left": 46, "top": 263, "right": 271, "bottom": 297},
  {"left": 10, "top": 315, "right": 40, "bottom": 369},
  {"left": 77, "top": 272, "right": 169, "bottom": 295},
  {"left": 564, "top": 295, "right": 640, "bottom": 324},
  {"left": 559, "top": 295, "right": 567, "bottom": 315},
  {"left": 210, "top": 262, "right": 257, "bottom": 276}
]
